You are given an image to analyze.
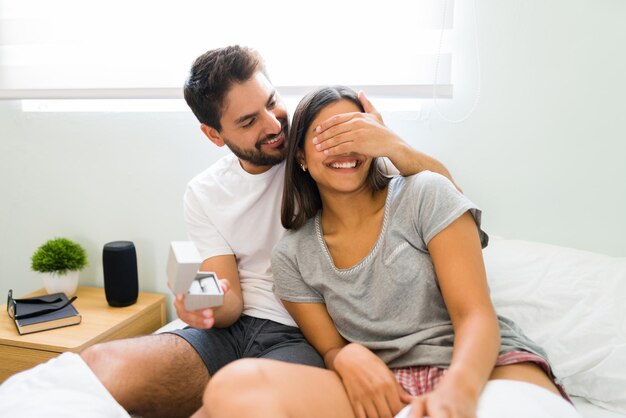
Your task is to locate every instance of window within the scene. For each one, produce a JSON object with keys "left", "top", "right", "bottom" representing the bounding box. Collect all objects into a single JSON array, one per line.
[{"left": 0, "top": 0, "right": 453, "bottom": 100}]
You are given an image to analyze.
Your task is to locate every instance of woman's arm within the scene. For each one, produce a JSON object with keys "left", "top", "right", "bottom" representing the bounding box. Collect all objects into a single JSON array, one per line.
[
  {"left": 281, "top": 301, "right": 348, "bottom": 365},
  {"left": 282, "top": 301, "right": 411, "bottom": 418},
  {"left": 411, "top": 211, "right": 499, "bottom": 418}
]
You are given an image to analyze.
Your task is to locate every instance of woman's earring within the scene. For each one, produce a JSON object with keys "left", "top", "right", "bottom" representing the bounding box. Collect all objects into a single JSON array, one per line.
[{"left": 300, "top": 163, "right": 307, "bottom": 172}]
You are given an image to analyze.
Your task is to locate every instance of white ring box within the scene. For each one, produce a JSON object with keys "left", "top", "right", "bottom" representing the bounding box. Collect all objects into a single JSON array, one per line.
[{"left": 166, "top": 241, "right": 224, "bottom": 311}]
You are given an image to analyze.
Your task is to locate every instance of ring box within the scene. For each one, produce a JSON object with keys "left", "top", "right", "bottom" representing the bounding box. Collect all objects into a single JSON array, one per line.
[{"left": 166, "top": 241, "right": 224, "bottom": 311}]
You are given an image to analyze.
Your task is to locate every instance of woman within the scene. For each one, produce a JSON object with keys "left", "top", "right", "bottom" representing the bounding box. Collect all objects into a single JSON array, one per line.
[{"left": 196, "top": 87, "right": 580, "bottom": 418}]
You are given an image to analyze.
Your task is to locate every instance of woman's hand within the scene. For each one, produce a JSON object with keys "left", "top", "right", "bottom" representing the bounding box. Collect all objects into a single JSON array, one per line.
[
  {"left": 334, "top": 343, "right": 412, "bottom": 418},
  {"left": 173, "top": 278, "right": 230, "bottom": 329},
  {"left": 408, "top": 374, "right": 479, "bottom": 418}
]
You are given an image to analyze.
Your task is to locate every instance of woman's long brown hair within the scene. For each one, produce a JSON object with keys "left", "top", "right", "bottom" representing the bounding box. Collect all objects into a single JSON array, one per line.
[{"left": 281, "top": 86, "right": 390, "bottom": 230}]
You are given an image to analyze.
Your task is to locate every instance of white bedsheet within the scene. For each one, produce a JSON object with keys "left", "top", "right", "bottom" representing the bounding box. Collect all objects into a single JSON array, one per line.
[
  {"left": 394, "top": 380, "right": 581, "bottom": 418},
  {"left": 572, "top": 397, "right": 626, "bottom": 418}
]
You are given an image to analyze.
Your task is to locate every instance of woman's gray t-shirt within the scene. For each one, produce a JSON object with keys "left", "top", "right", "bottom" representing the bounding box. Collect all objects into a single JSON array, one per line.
[{"left": 272, "top": 171, "right": 547, "bottom": 368}]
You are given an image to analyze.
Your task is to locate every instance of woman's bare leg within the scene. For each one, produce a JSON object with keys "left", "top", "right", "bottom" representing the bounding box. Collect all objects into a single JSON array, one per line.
[
  {"left": 202, "top": 358, "right": 357, "bottom": 418},
  {"left": 489, "top": 362, "right": 561, "bottom": 396}
]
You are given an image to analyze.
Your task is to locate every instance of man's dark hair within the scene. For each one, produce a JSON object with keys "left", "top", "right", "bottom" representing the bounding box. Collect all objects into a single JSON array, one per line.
[
  {"left": 281, "top": 86, "right": 390, "bottom": 230},
  {"left": 184, "top": 45, "right": 266, "bottom": 131}
]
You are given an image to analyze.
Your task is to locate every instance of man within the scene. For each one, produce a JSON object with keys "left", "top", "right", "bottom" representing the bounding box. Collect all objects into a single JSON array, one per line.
[{"left": 81, "top": 45, "right": 456, "bottom": 418}]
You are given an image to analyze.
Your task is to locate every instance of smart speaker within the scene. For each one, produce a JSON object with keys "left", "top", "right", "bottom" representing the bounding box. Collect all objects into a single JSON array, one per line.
[{"left": 102, "top": 241, "right": 138, "bottom": 307}]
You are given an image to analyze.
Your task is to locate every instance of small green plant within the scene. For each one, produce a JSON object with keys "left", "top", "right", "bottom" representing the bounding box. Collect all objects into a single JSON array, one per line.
[{"left": 31, "top": 238, "right": 88, "bottom": 275}]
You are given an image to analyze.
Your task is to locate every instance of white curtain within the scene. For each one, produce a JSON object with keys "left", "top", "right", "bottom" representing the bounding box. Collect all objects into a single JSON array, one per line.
[{"left": 0, "top": 0, "right": 454, "bottom": 99}]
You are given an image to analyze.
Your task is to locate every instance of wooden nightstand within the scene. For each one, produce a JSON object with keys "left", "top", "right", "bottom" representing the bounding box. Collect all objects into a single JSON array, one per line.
[{"left": 0, "top": 286, "right": 166, "bottom": 383}]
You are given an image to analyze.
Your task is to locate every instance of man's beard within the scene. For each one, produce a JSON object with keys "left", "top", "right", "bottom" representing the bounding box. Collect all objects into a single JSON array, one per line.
[{"left": 224, "top": 122, "right": 289, "bottom": 167}]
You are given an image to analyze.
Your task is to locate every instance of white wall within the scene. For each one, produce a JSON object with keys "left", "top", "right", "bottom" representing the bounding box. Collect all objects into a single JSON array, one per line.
[
  {"left": 396, "top": 0, "right": 626, "bottom": 256},
  {"left": 425, "top": 0, "right": 626, "bottom": 255},
  {"left": 1, "top": 0, "right": 625, "bottom": 320}
]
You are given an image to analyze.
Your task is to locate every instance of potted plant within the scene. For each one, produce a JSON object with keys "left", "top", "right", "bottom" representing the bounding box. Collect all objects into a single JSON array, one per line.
[{"left": 31, "top": 237, "right": 88, "bottom": 296}]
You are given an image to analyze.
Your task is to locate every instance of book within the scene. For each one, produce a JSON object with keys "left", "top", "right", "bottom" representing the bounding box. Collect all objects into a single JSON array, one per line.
[{"left": 12, "top": 292, "right": 82, "bottom": 335}]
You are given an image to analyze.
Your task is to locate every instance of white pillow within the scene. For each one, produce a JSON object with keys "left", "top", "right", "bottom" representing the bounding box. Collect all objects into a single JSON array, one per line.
[
  {"left": 483, "top": 237, "right": 626, "bottom": 414},
  {"left": 0, "top": 352, "right": 130, "bottom": 418}
]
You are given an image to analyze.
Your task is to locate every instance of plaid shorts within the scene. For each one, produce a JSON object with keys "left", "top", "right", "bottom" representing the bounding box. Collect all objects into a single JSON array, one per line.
[{"left": 392, "top": 351, "right": 571, "bottom": 402}]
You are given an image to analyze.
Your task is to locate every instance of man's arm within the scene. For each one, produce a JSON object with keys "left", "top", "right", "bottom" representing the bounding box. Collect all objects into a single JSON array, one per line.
[
  {"left": 174, "top": 254, "right": 243, "bottom": 329},
  {"left": 311, "top": 91, "right": 461, "bottom": 192}
]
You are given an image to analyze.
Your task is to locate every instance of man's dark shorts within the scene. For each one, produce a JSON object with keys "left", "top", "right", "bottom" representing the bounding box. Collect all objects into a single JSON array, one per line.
[{"left": 167, "top": 315, "right": 324, "bottom": 376}]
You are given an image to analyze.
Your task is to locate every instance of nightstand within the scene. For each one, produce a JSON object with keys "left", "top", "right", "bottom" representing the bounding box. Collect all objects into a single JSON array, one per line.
[{"left": 0, "top": 286, "right": 166, "bottom": 383}]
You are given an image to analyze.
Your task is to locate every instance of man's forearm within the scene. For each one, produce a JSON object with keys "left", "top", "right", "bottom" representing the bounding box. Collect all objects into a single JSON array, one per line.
[
  {"left": 389, "top": 141, "right": 462, "bottom": 192},
  {"left": 213, "top": 290, "right": 244, "bottom": 328}
]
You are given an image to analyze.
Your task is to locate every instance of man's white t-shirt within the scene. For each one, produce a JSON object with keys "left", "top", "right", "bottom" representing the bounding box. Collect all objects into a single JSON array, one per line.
[{"left": 183, "top": 153, "right": 296, "bottom": 327}]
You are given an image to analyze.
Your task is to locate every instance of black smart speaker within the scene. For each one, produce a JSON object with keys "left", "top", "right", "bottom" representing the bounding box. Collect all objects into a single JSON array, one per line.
[{"left": 102, "top": 241, "right": 139, "bottom": 307}]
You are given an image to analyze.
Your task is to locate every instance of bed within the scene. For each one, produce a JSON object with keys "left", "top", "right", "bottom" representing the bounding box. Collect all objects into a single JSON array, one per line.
[
  {"left": 482, "top": 237, "right": 626, "bottom": 417},
  {"left": 1, "top": 237, "right": 624, "bottom": 417}
]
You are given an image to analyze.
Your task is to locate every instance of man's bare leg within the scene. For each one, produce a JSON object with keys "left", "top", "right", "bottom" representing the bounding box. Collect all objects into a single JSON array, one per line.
[{"left": 81, "top": 333, "right": 208, "bottom": 418}]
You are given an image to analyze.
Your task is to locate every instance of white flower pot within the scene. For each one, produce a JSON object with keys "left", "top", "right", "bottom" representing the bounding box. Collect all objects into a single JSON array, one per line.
[{"left": 43, "top": 270, "right": 80, "bottom": 297}]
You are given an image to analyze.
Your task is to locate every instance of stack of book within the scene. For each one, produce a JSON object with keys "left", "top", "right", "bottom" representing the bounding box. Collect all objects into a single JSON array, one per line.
[{"left": 10, "top": 292, "right": 81, "bottom": 335}]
